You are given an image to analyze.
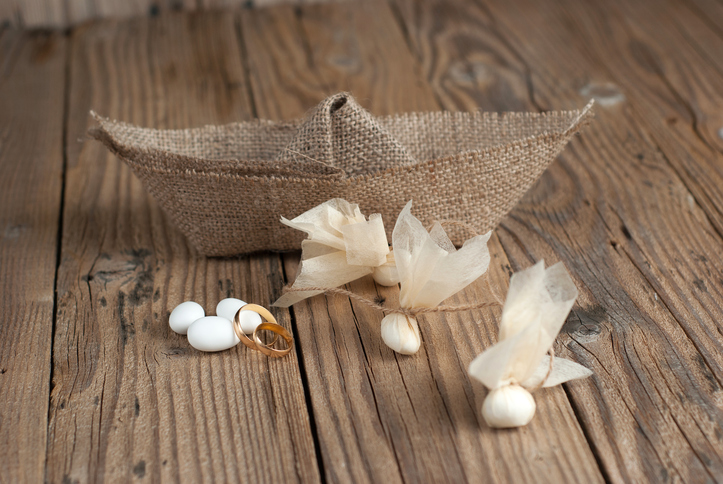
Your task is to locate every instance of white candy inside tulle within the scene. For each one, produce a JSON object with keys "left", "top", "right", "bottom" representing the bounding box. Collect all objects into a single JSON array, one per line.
[
  {"left": 272, "top": 199, "right": 392, "bottom": 308},
  {"left": 481, "top": 385, "right": 536, "bottom": 428},
  {"left": 382, "top": 201, "right": 492, "bottom": 355},
  {"left": 372, "top": 251, "right": 399, "bottom": 286},
  {"left": 380, "top": 313, "right": 420, "bottom": 355},
  {"left": 169, "top": 301, "right": 205, "bottom": 335},
  {"left": 468, "top": 260, "right": 593, "bottom": 429}
]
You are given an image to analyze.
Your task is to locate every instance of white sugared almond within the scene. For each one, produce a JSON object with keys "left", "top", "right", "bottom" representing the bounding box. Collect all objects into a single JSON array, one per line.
[
  {"left": 216, "top": 298, "right": 246, "bottom": 320},
  {"left": 169, "top": 301, "right": 205, "bottom": 335},
  {"left": 237, "top": 311, "right": 263, "bottom": 334},
  {"left": 216, "top": 298, "right": 263, "bottom": 334},
  {"left": 187, "top": 316, "right": 241, "bottom": 352}
]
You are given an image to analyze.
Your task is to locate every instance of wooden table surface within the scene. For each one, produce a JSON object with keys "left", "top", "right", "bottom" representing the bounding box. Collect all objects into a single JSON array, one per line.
[{"left": 2, "top": 0, "right": 723, "bottom": 482}]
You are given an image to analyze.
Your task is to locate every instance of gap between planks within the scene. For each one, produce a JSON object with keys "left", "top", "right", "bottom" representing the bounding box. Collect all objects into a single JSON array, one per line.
[{"left": 45, "top": 24, "right": 72, "bottom": 483}]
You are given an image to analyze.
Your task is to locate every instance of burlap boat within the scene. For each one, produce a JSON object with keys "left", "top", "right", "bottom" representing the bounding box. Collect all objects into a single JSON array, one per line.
[{"left": 90, "top": 93, "right": 593, "bottom": 256}]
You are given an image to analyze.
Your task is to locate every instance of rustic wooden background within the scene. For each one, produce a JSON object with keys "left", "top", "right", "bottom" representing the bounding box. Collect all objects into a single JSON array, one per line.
[
  {"left": 1, "top": 0, "right": 338, "bottom": 28},
  {"left": 2, "top": 0, "right": 723, "bottom": 482}
]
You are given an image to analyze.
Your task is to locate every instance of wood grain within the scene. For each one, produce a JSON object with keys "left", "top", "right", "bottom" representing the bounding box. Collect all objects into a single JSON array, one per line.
[
  {"left": 2, "top": 0, "right": 344, "bottom": 29},
  {"left": 0, "top": 29, "right": 66, "bottom": 482},
  {"left": 239, "top": 5, "right": 329, "bottom": 120},
  {"left": 2, "top": 0, "right": 722, "bottom": 482},
  {"left": 0, "top": 3, "right": 17, "bottom": 29},
  {"left": 240, "top": 1, "right": 604, "bottom": 482},
  {"left": 559, "top": 0, "right": 723, "bottom": 245},
  {"left": 394, "top": 0, "right": 723, "bottom": 480},
  {"left": 46, "top": 13, "right": 319, "bottom": 483},
  {"left": 296, "top": 0, "right": 439, "bottom": 115}
]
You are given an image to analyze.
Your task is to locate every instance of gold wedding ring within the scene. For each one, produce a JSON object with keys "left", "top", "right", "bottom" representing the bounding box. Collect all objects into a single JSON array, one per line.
[
  {"left": 252, "top": 322, "right": 294, "bottom": 358},
  {"left": 233, "top": 304, "right": 278, "bottom": 350},
  {"left": 233, "top": 304, "right": 292, "bottom": 357}
]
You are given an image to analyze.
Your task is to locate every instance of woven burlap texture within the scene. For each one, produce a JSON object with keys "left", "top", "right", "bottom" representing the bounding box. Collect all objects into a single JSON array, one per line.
[{"left": 90, "top": 92, "right": 594, "bottom": 256}]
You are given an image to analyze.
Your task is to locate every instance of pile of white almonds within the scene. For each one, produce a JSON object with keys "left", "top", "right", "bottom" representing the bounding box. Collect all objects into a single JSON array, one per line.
[{"left": 169, "top": 298, "right": 262, "bottom": 352}]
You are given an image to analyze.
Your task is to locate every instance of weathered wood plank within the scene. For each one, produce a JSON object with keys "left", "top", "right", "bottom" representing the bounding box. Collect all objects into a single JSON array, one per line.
[
  {"left": 394, "top": 0, "right": 723, "bottom": 480},
  {"left": 240, "top": 1, "right": 604, "bottom": 482},
  {"left": 569, "top": 0, "right": 723, "bottom": 246},
  {"left": 0, "top": 3, "right": 18, "bottom": 29},
  {"left": 16, "top": 0, "right": 67, "bottom": 28},
  {"left": 6, "top": 0, "right": 344, "bottom": 28},
  {"left": 47, "top": 13, "right": 319, "bottom": 483},
  {"left": 684, "top": 0, "right": 723, "bottom": 46},
  {"left": 239, "top": 5, "right": 329, "bottom": 120},
  {"left": 660, "top": 0, "right": 723, "bottom": 81},
  {"left": 0, "top": 29, "right": 66, "bottom": 482},
  {"left": 297, "top": 0, "right": 439, "bottom": 114}
]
